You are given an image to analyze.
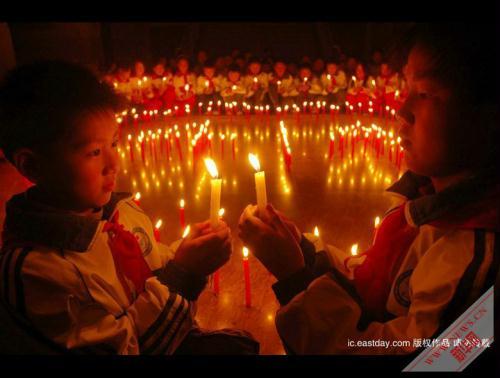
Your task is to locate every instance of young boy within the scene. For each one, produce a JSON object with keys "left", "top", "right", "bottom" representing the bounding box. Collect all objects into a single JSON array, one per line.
[
  {"left": 375, "top": 62, "right": 401, "bottom": 111},
  {"left": 267, "top": 59, "right": 298, "bottom": 108},
  {"left": 238, "top": 23, "right": 499, "bottom": 355},
  {"left": 320, "top": 60, "right": 347, "bottom": 106},
  {"left": 170, "top": 56, "right": 196, "bottom": 114},
  {"left": 195, "top": 59, "right": 223, "bottom": 113},
  {"left": 220, "top": 65, "right": 246, "bottom": 113},
  {"left": 346, "top": 63, "right": 376, "bottom": 113},
  {"left": 296, "top": 64, "right": 322, "bottom": 107},
  {"left": 0, "top": 61, "right": 258, "bottom": 355},
  {"left": 242, "top": 58, "right": 269, "bottom": 107}
]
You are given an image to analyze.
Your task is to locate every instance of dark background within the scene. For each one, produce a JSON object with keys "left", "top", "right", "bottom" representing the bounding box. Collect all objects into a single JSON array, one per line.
[{"left": 0, "top": 22, "right": 413, "bottom": 75}]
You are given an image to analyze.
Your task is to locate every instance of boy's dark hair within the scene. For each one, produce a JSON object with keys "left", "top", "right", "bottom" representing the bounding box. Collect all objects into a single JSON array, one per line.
[
  {"left": 227, "top": 64, "right": 241, "bottom": 74},
  {"left": 203, "top": 59, "right": 216, "bottom": 69},
  {"left": 397, "top": 23, "right": 499, "bottom": 173},
  {"left": 0, "top": 60, "right": 126, "bottom": 163},
  {"left": 394, "top": 23, "right": 498, "bottom": 107}
]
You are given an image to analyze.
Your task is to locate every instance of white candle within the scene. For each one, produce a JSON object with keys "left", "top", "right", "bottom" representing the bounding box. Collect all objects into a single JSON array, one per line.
[
  {"left": 204, "top": 158, "right": 221, "bottom": 229},
  {"left": 248, "top": 153, "right": 267, "bottom": 214}
]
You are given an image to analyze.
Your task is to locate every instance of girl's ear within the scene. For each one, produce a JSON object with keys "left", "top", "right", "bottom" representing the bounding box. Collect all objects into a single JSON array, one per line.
[{"left": 12, "top": 148, "right": 39, "bottom": 184}]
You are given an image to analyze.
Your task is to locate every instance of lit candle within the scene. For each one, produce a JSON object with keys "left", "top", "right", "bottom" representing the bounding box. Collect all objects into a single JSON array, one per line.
[
  {"left": 220, "top": 134, "right": 225, "bottom": 159},
  {"left": 329, "top": 132, "right": 335, "bottom": 160},
  {"left": 313, "top": 226, "right": 320, "bottom": 237},
  {"left": 133, "top": 192, "right": 141, "bottom": 206},
  {"left": 154, "top": 219, "right": 162, "bottom": 242},
  {"left": 248, "top": 153, "right": 268, "bottom": 215},
  {"left": 373, "top": 216, "right": 381, "bottom": 243},
  {"left": 204, "top": 158, "right": 222, "bottom": 229},
  {"left": 175, "top": 131, "right": 183, "bottom": 161},
  {"left": 127, "top": 134, "right": 134, "bottom": 162},
  {"left": 231, "top": 133, "right": 236, "bottom": 161},
  {"left": 182, "top": 224, "right": 190, "bottom": 238},
  {"left": 179, "top": 199, "right": 186, "bottom": 229},
  {"left": 242, "top": 247, "right": 251, "bottom": 307}
]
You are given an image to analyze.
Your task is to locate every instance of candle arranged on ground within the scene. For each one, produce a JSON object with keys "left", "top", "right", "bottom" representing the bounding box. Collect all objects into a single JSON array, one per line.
[
  {"left": 204, "top": 158, "right": 222, "bottom": 229},
  {"left": 373, "top": 216, "right": 381, "bottom": 242},
  {"left": 154, "top": 219, "right": 162, "bottom": 242},
  {"left": 248, "top": 153, "right": 268, "bottom": 215},
  {"left": 133, "top": 192, "right": 141, "bottom": 206},
  {"left": 242, "top": 247, "right": 251, "bottom": 308},
  {"left": 127, "top": 134, "right": 134, "bottom": 162},
  {"left": 179, "top": 199, "right": 186, "bottom": 229}
]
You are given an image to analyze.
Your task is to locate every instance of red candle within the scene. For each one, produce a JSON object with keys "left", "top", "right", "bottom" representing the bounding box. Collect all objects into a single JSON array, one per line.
[
  {"left": 154, "top": 219, "right": 162, "bottom": 242},
  {"left": 127, "top": 134, "right": 134, "bottom": 162},
  {"left": 373, "top": 216, "right": 380, "bottom": 244},
  {"left": 329, "top": 132, "right": 335, "bottom": 160},
  {"left": 133, "top": 192, "right": 141, "bottom": 207},
  {"left": 175, "top": 131, "right": 183, "bottom": 161},
  {"left": 351, "top": 130, "right": 357, "bottom": 160},
  {"left": 140, "top": 136, "right": 146, "bottom": 163},
  {"left": 179, "top": 199, "right": 186, "bottom": 229},
  {"left": 340, "top": 133, "right": 344, "bottom": 160},
  {"left": 242, "top": 247, "right": 251, "bottom": 307},
  {"left": 220, "top": 134, "right": 225, "bottom": 160},
  {"left": 363, "top": 132, "right": 369, "bottom": 157},
  {"left": 165, "top": 133, "right": 171, "bottom": 161},
  {"left": 231, "top": 134, "right": 236, "bottom": 161}
]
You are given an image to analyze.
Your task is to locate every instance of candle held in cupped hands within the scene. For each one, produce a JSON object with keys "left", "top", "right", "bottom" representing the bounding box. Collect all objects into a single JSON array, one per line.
[
  {"left": 248, "top": 153, "right": 267, "bottom": 215},
  {"left": 204, "top": 158, "right": 222, "bottom": 229}
]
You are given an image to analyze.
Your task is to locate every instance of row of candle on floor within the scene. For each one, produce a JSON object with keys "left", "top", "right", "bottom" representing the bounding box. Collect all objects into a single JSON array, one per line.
[{"left": 114, "top": 99, "right": 399, "bottom": 124}]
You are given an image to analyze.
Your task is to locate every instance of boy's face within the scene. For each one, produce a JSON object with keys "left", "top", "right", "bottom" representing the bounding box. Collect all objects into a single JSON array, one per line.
[
  {"left": 153, "top": 64, "right": 165, "bottom": 76},
  {"left": 38, "top": 110, "right": 120, "bottom": 213},
  {"left": 228, "top": 71, "right": 240, "bottom": 82},
  {"left": 326, "top": 63, "right": 337, "bottom": 75},
  {"left": 355, "top": 65, "right": 365, "bottom": 79},
  {"left": 248, "top": 62, "right": 261, "bottom": 75},
  {"left": 203, "top": 67, "right": 215, "bottom": 78},
  {"left": 299, "top": 68, "right": 311, "bottom": 79},
  {"left": 134, "top": 62, "right": 145, "bottom": 77},
  {"left": 177, "top": 59, "right": 189, "bottom": 74},
  {"left": 274, "top": 62, "right": 286, "bottom": 77},
  {"left": 380, "top": 63, "right": 390, "bottom": 76},
  {"left": 397, "top": 46, "right": 459, "bottom": 177}
]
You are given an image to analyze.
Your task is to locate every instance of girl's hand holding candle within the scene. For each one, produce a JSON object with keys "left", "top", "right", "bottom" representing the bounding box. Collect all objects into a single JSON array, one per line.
[
  {"left": 248, "top": 153, "right": 268, "bottom": 215},
  {"left": 204, "top": 158, "right": 222, "bottom": 230}
]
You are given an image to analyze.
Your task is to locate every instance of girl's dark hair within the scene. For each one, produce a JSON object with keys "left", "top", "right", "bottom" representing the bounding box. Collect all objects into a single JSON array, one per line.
[
  {"left": 393, "top": 23, "right": 498, "bottom": 107},
  {"left": 0, "top": 60, "right": 126, "bottom": 163}
]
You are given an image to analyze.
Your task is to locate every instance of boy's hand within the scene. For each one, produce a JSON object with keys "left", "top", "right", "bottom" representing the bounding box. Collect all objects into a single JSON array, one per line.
[
  {"left": 174, "top": 220, "right": 232, "bottom": 277},
  {"left": 238, "top": 204, "right": 304, "bottom": 281},
  {"left": 257, "top": 206, "right": 301, "bottom": 244}
]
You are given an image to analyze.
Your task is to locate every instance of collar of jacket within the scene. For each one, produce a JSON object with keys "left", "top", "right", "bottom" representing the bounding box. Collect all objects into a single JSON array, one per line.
[
  {"left": 2, "top": 187, "right": 133, "bottom": 252},
  {"left": 386, "top": 169, "right": 500, "bottom": 231}
]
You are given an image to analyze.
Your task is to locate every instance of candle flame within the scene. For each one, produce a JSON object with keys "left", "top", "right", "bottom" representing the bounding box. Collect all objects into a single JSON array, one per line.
[
  {"left": 374, "top": 216, "right": 381, "bottom": 228},
  {"left": 204, "top": 158, "right": 219, "bottom": 178},
  {"left": 242, "top": 246, "right": 249, "bottom": 258},
  {"left": 313, "top": 226, "right": 319, "bottom": 237},
  {"left": 180, "top": 199, "right": 185, "bottom": 208},
  {"left": 155, "top": 219, "right": 162, "bottom": 229},
  {"left": 218, "top": 208, "right": 225, "bottom": 217},
  {"left": 182, "top": 225, "right": 191, "bottom": 238},
  {"left": 134, "top": 192, "right": 141, "bottom": 201},
  {"left": 351, "top": 243, "right": 358, "bottom": 256},
  {"left": 248, "top": 153, "right": 261, "bottom": 172}
]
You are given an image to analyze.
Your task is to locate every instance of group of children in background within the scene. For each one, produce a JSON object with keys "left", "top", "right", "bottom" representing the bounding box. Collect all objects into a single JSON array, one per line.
[{"left": 103, "top": 50, "right": 406, "bottom": 115}]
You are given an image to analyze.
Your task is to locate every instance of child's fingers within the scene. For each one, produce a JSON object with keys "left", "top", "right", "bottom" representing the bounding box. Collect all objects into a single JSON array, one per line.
[{"left": 266, "top": 204, "right": 288, "bottom": 233}]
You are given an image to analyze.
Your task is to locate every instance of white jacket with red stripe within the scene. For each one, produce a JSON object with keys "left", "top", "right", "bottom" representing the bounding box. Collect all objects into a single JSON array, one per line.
[
  {"left": 0, "top": 189, "right": 206, "bottom": 354},
  {"left": 273, "top": 170, "right": 499, "bottom": 355}
]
